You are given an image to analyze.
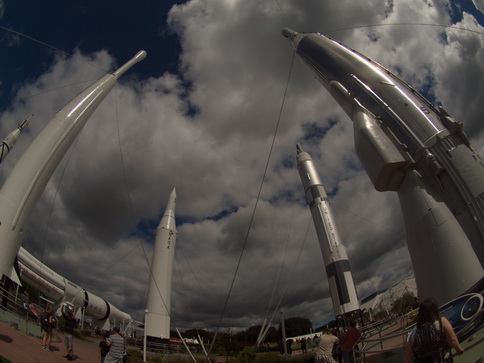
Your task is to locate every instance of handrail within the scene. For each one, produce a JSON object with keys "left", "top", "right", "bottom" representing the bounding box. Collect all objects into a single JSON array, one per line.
[
  {"left": 354, "top": 310, "right": 418, "bottom": 361},
  {"left": 0, "top": 283, "right": 42, "bottom": 336}
]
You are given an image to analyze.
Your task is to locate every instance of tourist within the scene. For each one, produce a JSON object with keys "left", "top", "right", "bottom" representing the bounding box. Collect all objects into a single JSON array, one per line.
[
  {"left": 300, "top": 337, "right": 307, "bottom": 354},
  {"left": 286, "top": 338, "right": 293, "bottom": 355},
  {"left": 62, "top": 306, "right": 77, "bottom": 361},
  {"left": 99, "top": 335, "right": 110, "bottom": 362},
  {"left": 104, "top": 327, "right": 125, "bottom": 363},
  {"left": 41, "top": 306, "right": 55, "bottom": 350},
  {"left": 404, "top": 297, "right": 464, "bottom": 363},
  {"left": 341, "top": 320, "right": 361, "bottom": 363},
  {"left": 315, "top": 329, "right": 340, "bottom": 363}
]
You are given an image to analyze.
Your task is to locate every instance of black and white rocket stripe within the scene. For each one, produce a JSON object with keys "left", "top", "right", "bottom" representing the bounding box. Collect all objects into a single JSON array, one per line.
[{"left": 296, "top": 144, "right": 359, "bottom": 315}]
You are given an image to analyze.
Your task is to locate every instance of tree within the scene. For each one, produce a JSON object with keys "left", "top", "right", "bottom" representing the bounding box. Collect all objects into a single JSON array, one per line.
[
  {"left": 234, "top": 325, "right": 262, "bottom": 345},
  {"left": 183, "top": 328, "right": 214, "bottom": 343},
  {"left": 264, "top": 326, "right": 279, "bottom": 343},
  {"left": 219, "top": 330, "right": 244, "bottom": 355},
  {"left": 391, "top": 292, "right": 416, "bottom": 316},
  {"left": 279, "top": 317, "right": 312, "bottom": 337}
]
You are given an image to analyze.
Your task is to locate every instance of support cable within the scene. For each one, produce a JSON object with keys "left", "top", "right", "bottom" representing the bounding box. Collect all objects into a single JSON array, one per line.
[{"left": 206, "top": 50, "right": 296, "bottom": 359}]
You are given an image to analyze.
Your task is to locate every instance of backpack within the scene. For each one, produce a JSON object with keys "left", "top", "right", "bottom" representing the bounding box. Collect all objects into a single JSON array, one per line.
[
  {"left": 40, "top": 312, "right": 51, "bottom": 330},
  {"left": 412, "top": 319, "right": 450, "bottom": 362}
]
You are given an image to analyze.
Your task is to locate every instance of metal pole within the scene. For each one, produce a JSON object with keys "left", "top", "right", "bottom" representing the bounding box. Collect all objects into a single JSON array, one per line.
[
  {"left": 280, "top": 311, "right": 288, "bottom": 362},
  {"left": 176, "top": 327, "right": 197, "bottom": 363},
  {"left": 143, "top": 309, "right": 148, "bottom": 363},
  {"left": 198, "top": 334, "right": 209, "bottom": 358}
]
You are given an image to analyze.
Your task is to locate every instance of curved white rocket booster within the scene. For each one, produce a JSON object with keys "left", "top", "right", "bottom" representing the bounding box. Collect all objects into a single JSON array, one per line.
[
  {"left": 146, "top": 188, "right": 177, "bottom": 339},
  {"left": 296, "top": 144, "right": 359, "bottom": 315},
  {"left": 0, "top": 50, "right": 147, "bottom": 280},
  {"left": 17, "top": 247, "right": 131, "bottom": 326},
  {"left": 283, "top": 29, "right": 484, "bottom": 304}
]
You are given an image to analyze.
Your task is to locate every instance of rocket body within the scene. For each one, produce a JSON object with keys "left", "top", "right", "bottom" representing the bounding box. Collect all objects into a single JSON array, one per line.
[
  {"left": 284, "top": 29, "right": 483, "bottom": 303},
  {"left": 17, "top": 247, "right": 131, "bottom": 328},
  {"left": 146, "top": 188, "right": 177, "bottom": 339},
  {"left": 297, "top": 144, "right": 359, "bottom": 315},
  {"left": 0, "top": 51, "right": 146, "bottom": 280}
]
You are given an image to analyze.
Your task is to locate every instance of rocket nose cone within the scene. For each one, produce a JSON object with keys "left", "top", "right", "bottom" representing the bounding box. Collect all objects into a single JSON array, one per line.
[
  {"left": 296, "top": 143, "right": 304, "bottom": 153},
  {"left": 282, "top": 28, "right": 298, "bottom": 40},
  {"left": 113, "top": 50, "right": 147, "bottom": 78},
  {"left": 295, "top": 143, "right": 312, "bottom": 165},
  {"left": 134, "top": 50, "right": 147, "bottom": 62}
]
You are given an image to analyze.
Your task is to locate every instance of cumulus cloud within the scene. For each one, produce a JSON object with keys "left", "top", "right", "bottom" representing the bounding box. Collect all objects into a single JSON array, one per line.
[{"left": 1, "top": 0, "right": 483, "bottom": 332}]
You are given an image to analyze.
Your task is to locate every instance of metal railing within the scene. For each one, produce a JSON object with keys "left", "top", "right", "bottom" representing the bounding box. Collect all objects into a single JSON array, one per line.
[
  {"left": 353, "top": 310, "right": 418, "bottom": 362},
  {"left": 127, "top": 336, "right": 203, "bottom": 355},
  {"left": 0, "top": 283, "right": 43, "bottom": 337}
]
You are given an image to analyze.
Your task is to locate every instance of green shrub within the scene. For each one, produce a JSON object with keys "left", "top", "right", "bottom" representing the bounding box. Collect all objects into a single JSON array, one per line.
[
  {"left": 254, "top": 351, "right": 284, "bottom": 363},
  {"left": 74, "top": 327, "right": 92, "bottom": 338},
  {"left": 236, "top": 346, "right": 256, "bottom": 363},
  {"left": 125, "top": 349, "right": 142, "bottom": 363},
  {"left": 286, "top": 353, "right": 315, "bottom": 363},
  {"left": 247, "top": 351, "right": 315, "bottom": 363},
  {"left": 128, "top": 351, "right": 203, "bottom": 363}
]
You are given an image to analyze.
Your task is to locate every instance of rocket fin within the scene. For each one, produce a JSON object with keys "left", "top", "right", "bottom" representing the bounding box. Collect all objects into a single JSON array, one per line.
[{"left": 7, "top": 266, "right": 22, "bottom": 285}]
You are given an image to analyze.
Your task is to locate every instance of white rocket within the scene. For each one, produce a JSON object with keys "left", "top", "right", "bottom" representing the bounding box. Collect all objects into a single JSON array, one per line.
[
  {"left": 0, "top": 50, "right": 146, "bottom": 283},
  {"left": 283, "top": 29, "right": 483, "bottom": 304},
  {"left": 17, "top": 247, "right": 131, "bottom": 328},
  {"left": 146, "top": 188, "right": 177, "bottom": 340},
  {"left": 296, "top": 144, "right": 360, "bottom": 316}
]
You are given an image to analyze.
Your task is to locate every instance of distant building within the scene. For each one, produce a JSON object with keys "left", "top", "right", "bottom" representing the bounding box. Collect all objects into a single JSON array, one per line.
[{"left": 360, "top": 277, "right": 417, "bottom": 316}]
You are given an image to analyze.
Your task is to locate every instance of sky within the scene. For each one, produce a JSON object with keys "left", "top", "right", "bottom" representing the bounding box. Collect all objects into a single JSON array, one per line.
[{"left": 0, "top": 0, "right": 483, "bottom": 333}]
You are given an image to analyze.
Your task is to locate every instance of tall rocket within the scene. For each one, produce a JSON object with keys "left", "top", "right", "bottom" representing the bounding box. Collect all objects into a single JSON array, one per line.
[
  {"left": 0, "top": 51, "right": 146, "bottom": 281},
  {"left": 146, "top": 188, "right": 177, "bottom": 340},
  {"left": 296, "top": 144, "right": 359, "bottom": 316},
  {"left": 283, "top": 29, "right": 484, "bottom": 304}
]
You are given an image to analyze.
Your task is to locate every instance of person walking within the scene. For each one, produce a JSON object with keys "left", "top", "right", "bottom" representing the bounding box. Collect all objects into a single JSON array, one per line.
[
  {"left": 404, "top": 297, "right": 464, "bottom": 363},
  {"left": 300, "top": 337, "right": 307, "bottom": 354}
]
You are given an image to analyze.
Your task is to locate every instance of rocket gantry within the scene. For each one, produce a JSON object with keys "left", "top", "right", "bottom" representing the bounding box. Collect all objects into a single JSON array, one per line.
[{"left": 296, "top": 144, "right": 359, "bottom": 316}]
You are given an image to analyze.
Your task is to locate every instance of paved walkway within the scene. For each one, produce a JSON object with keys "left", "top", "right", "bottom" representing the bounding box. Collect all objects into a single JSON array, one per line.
[{"left": 0, "top": 321, "right": 101, "bottom": 362}]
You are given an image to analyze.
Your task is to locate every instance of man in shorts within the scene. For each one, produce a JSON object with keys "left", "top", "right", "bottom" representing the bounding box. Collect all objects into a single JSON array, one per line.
[
  {"left": 62, "top": 307, "right": 77, "bottom": 361},
  {"left": 41, "top": 306, "right": 55, "bottom": 349}
]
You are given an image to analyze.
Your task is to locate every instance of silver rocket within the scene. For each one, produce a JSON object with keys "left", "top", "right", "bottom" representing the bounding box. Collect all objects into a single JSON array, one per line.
[
  {"left": 0, "top": 50, "right": 147, "bottom": 280},
  {"left": 146, "top": 188, "right": 177, "bottom": 339},
  {"left": 283, "top": 29, "right": 484, "bottom": 304},
  {"left": 0, "top": 115, "right": 32, "bottom": 164},
  {"left": 296, "top": 144, "right": 359, "bottom": 316}
]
